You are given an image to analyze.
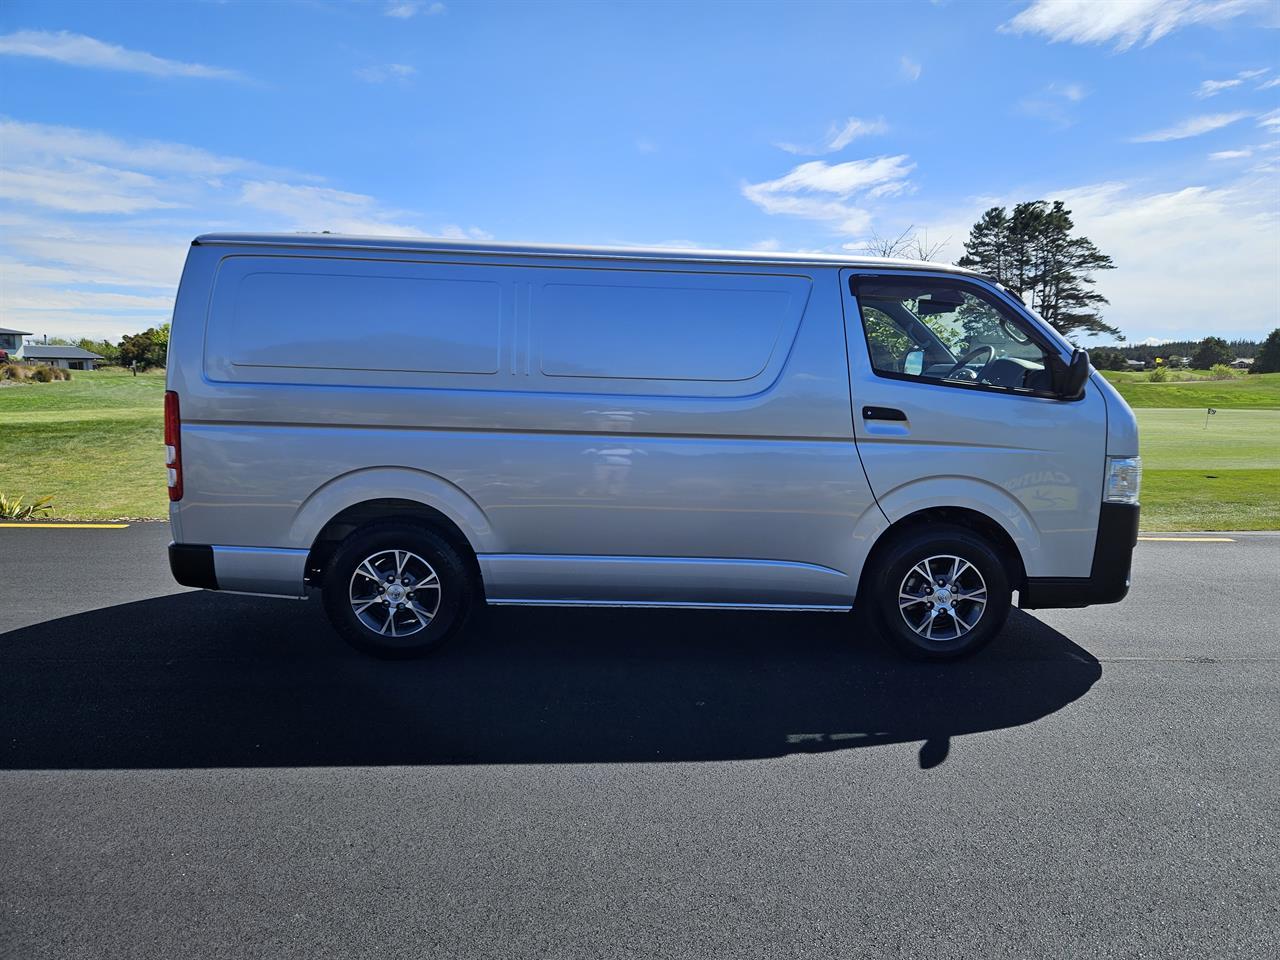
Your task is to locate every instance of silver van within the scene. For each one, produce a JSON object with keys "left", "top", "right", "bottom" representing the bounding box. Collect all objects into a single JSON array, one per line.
[{"left": 166, "top": 234, "right": 1140, "bottom": 660}]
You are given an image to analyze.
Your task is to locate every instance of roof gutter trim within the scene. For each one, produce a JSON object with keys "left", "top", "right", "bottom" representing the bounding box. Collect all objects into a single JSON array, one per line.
[{"left": 190, "top": 234, "right": 980, "bottom": 276}]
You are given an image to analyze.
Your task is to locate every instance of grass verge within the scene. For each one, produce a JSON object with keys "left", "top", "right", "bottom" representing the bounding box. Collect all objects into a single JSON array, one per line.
[
  {"left": 1140, "top": 469, "right": 1280, "bottom": 531},
  {"left": 0, "top": 369, "right": 167, "bottom": 519}
]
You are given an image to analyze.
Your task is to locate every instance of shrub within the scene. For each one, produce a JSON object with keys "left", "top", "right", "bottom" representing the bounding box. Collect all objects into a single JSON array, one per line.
[
  {"left": 1147, "top": 367, "right": 1169, "bottom": 383},
  {"left": 1208, "top": 364, "right": 1239, "bottom": 380},
  {"left": 7, "top": 364, "right": 71, "bottom": 382},
  {"left": 0, "top": 493, "right": 54, "bottom": 520}
]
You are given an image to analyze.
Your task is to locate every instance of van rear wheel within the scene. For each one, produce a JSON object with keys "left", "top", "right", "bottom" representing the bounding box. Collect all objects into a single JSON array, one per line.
[
  {"left": 321, "top": 522, "right": 473, "bottom": 658},
  {"left": 868, "top": 524, "right": 1012, "bottom": 661}
]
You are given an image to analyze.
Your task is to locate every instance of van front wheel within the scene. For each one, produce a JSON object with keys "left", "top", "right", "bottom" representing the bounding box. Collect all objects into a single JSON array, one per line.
[
  {"left": 869, "top": 525, "right": 1012, "bottom": 661},
  {"left": 321, "top": 522, "right": 473, "bottom": 658}
]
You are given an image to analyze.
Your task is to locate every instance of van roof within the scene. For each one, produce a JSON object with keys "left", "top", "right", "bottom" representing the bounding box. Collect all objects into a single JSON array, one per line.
[{"left": 192, "top": 232, "right": 980, "bottom": 275}]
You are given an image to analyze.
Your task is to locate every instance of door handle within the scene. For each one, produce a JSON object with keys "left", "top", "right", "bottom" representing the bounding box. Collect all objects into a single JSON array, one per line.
[{"left": 862, "top": 406, "right": 907, "bottom": 421}]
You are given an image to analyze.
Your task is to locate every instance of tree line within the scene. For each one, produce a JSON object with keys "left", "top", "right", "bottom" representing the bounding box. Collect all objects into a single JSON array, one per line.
[
  {"left": 1089, "top": 334, "right": 1280, "bottom": 373},
  {"left": 42, "top": 323, "right": 169, "bottom": 369}
]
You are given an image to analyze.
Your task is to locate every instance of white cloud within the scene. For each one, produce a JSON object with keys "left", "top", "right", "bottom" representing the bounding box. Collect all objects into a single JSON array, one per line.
[
  {"left": 1053, "top": 178, "right": 1279, "bottom": 338},
  {"left": 776, "top": 116, "right": 887, "bottom": 155},
  {"left": 1002, "top": 0, "right": 1266, "bottom": 51},
  {"left": 1130, "top": 112, "right": 1249, "bottom": 142},
  {"left": 1196, "top": 78, "right": 1243, "bottom": 98},
  {"left": 0, "top": 118, "right": 303, "bottom": 180},
  {"left": 0, "top": 121, "right": 484, "bottom": 340},
  {"left": 0, "top": 30, "right": 241, "bottom": 79},
  {"left": 437, "top": 224, "right": 494, "bottom": 241},
  {"left": 900, "top": 56, "right": 922, "bottom": 81},
  {"left": 1257, "top": 77, "right": 1280, "bottom": 90},
  {"left": 0, "top": 220, "right": 189, "bottom": 340},
  {"left": 1259, "top": 108, "right": 1280, "bottom": 132},
  {"left": 1053, "top": 82, "right": 1087, "bottom": 102},
  {"left": 237, "top": 181, "right": 425, "bottom": 236},
  {"left": 0, "top": 216, "right": 191, "bottom": 290},
  {"left": 1, "top": 280, "right": 174, "bottom": 313},
  {"left": 354, "top": 63, "right": 417, "bottom": 83},
  {"left": 742, "top": 156, "right": 915, "bottom": 234},
  {"left": 0, "top": 162, "right": 182, "bottom": 215},
  {"left": 1209, "top": 148, "right": 1253, "bottom": 158},
  {"left": 385, "top": 1, "right": 446, "bottom": 18},
  {"left": 827, "top": 117, "right": 889, "bottom": 151},
  {"left": 1196, "top": 67, "right": 1272, "bottom": 98},
  {"left": 0, "top": 119, "right": 316, "bottom": 217}
]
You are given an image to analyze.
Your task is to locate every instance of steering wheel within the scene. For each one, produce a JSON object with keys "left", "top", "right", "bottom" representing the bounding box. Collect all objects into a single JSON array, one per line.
[{"left": 943, "top": 344, "right": 996, "bottom": 381}]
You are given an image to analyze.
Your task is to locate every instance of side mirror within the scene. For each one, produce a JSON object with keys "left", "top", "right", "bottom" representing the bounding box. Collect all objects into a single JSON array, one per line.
[
  {"left": 1058, "top": 348, "right": 1090, "bottom": 399},
  {"left": 903, "top": 349, "right": 924, "bottom": 376}
]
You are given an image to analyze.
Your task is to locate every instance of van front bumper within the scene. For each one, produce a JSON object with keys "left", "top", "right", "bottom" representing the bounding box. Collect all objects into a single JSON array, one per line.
[{"left": 1020, "top": 503, "right": 1140, "bottom": 609}]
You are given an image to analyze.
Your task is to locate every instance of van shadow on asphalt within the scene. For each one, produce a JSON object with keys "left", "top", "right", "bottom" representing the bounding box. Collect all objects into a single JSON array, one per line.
[{"left": 0, "top": 593, "right": 1100, "bottom": 770}]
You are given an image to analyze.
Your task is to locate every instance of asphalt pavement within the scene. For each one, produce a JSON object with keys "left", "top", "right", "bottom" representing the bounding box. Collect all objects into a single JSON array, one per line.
[{"left": 1, "top": 523, "right": 1277, "bottom": 959}]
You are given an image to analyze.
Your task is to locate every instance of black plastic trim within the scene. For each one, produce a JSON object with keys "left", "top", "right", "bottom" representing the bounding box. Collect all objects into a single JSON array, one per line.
[
  {"left": 169, "top": 543, "right": 218, "bottom": 590},
  {"left": 1021, "top": 503, "right": 1139, "bottom": 609}
]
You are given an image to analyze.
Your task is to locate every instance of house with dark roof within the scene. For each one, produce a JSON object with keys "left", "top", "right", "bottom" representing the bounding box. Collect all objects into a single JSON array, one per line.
[
  {"left": 0, "top": 326, "right": 32, "bottom": 360},
  {"left": 15, "top": 344, "right": 106, "bottom": 370}
]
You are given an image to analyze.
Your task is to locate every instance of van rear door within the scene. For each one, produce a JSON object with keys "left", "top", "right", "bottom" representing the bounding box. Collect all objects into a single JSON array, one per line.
[{"left": 839, "top": 269, "right": 1107, "bottom": 580}]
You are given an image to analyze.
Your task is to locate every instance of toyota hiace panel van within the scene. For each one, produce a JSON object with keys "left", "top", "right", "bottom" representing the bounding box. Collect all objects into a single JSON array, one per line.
[{"left": 166, "top": 234, "right": 1139, "bottom": 659}]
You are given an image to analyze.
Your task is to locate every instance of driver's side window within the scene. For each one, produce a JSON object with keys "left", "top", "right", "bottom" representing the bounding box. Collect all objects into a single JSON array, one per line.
[{"left": 857, "top": 278, "right": 1053, "bottom": 393}]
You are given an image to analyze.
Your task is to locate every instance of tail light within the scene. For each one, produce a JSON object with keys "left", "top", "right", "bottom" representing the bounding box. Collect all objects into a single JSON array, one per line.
[{"left": 164, "top": 390, "right": 183, "bottom": 502}]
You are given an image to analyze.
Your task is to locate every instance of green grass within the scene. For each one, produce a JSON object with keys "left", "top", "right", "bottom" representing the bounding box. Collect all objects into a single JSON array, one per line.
[
  {"left": 1140, "top": 470, "right": 1280, "bottom": 531},
  {"left": 1101, "top": 370, "right": 1280, "bottom": 409},
  {"left": 1133, "top": 408, "right": 1280, "bottom": 530},
  {"left": 1, "top": 365, "right": 1276, "bottom": 528},
  {"left": 0, "top": 368, "right": 167, "bottom": 519}
]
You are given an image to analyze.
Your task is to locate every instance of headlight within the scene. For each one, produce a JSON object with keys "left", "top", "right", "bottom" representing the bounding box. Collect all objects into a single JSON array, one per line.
[{"left": 1105, "top": 456, "right": 1142, "bottom": 504}]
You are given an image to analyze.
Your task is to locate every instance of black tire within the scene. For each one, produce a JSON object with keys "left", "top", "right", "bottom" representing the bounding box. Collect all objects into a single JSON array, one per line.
[
  {"left": 867, "top": 524, "right": 1012, "bottom": 661},
  {"left": 321, "top": 521, "right": 474, "bottom": 659}
]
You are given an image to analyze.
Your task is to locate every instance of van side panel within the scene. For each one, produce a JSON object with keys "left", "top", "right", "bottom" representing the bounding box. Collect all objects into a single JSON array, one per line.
[{"left": 170, "top": 246, "right": 881, "bottom": 605}]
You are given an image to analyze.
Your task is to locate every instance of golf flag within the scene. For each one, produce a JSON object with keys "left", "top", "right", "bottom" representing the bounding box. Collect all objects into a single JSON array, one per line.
[
  {"left": 1204, "top": 407, "right": 1217, "bottom": 429},
  {"left": 1207, "top": 408, "right": 1217, "bottom": 415}
]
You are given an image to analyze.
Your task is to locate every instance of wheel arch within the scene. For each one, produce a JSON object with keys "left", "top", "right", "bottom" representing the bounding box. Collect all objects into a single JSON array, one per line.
[
  {"left": 857, "top": 504, "right": 1030, "bottom": 605},
  {"left": 292, "top": 467, "right": 495, "bottom": 591},
  {"left": 868, "top": 476, "right": 1042, "bottom": 579}
]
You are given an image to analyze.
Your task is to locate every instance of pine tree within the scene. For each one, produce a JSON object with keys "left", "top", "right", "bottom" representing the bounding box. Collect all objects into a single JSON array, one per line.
[
  {"left": 1253, "top": 329, "right": 1280, "bottom": 374},
  {"left": 957, "top": 200, "right": 1119, "bottom": 340}
]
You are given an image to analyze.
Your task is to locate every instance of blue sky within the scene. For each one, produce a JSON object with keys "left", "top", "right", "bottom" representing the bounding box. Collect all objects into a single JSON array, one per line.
[{"left": 1, "top": 0, "right": 1277, "bottom": 345}]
